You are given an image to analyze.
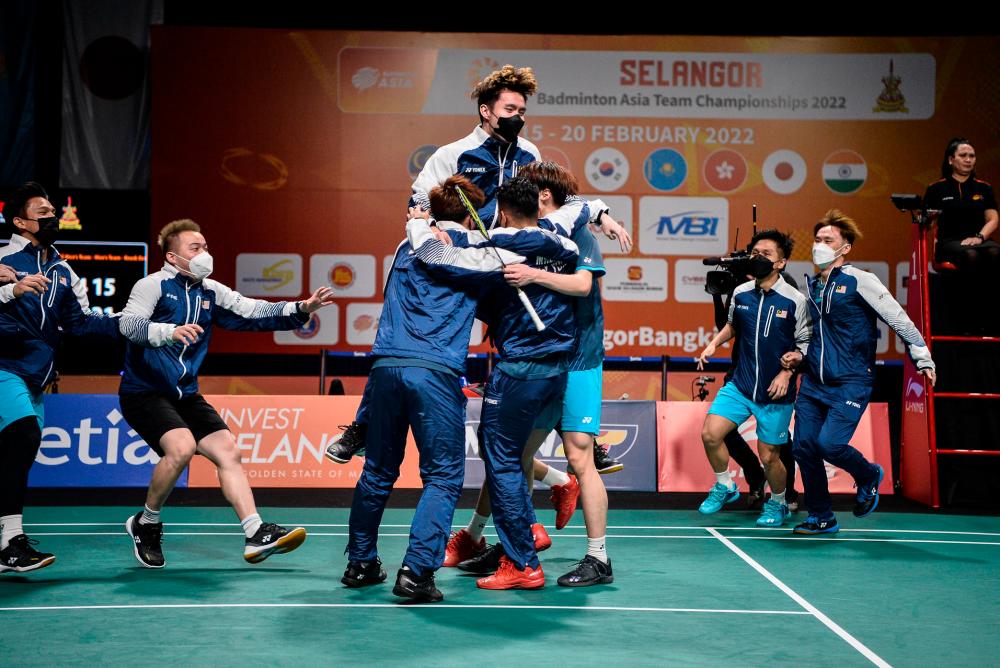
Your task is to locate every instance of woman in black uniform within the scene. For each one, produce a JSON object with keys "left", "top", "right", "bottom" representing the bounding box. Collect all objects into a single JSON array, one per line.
[
  {"left": 924, "top": 137, "right": 999, "bottom": 269},
  {"left": 924, "top": 137, "right": 1000, "bottom": 333}
]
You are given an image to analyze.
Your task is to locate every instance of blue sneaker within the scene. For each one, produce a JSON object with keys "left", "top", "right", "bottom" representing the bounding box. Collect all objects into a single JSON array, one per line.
[
  {"left": 698, "top": 483, "right": 740, "bottom": 514},
  {"left": 854, "top": 464, "right": 884, "bottom": 518},
  {"left": 755, "top": 499, "right": 790, "bottom": 527},
  {"left": 793, "top": 515, "right": 840, "bottom": 535}
]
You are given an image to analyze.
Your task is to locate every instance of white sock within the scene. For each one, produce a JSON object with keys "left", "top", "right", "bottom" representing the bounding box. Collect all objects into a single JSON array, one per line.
[
  {"left": 586, "top": 536, "right": 608, "bottom": 563},
  {"left": 139, "top": 505, "right": 161, "bottom": 525},
  {"left": 771, "top": 489, "right": 787, "bottom": 505},
  {"left": 466, "top": 513, "right": 489, "bottom": 542},
  {"left": 542, "top": 467, "right": 570, "bottom": 487},
  {"left": 1, "top": 514, "right": 24, "bottom": 549},
  {"left": 241, "top": 513, "right": 263, "bottom": 538},
  {"left": 714, "top": 471, "right": 735, "bottom": 489}
]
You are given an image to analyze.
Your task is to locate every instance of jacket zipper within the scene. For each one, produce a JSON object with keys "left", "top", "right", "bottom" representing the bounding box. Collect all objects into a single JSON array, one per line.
[
  {"left": 752, "top": 292, "right": 765, "bottom": 401},
  {"left": 176, "top": 283, "right": 192, "bottom": 399}
]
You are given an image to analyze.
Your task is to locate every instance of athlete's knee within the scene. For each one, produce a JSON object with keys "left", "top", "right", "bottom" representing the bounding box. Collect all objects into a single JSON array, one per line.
[{"left": 159, "top": 434, "right": 197, "bottom": 466}]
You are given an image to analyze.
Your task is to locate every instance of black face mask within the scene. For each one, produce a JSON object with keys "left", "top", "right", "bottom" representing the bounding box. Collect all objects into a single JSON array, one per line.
[
  {"left": 495, "top": 114, "right": 525, "bottom": 143},
  {"left": 33, "top": 217, "right": 60, "bottom": 247},
  {"left": 749, "top": 255, "right": 776, "bottom": 279}
]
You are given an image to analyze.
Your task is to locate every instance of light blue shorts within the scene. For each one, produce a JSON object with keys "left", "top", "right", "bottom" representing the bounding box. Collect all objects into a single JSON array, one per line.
[
  {"left": 0, "top": 369, "right": 44, "bottom": 431},
  {"left": 707, "top": 381, "right": 792, "bottom": 445},
  {"left": 533, "top": 366, "right": 602, "bottom": 435}
]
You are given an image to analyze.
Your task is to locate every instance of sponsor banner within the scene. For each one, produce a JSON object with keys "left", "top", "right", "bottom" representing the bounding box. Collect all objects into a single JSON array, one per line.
[
  {"left": 656, "top": 401, "right": 893, "bottom": 494},
  {"left": 29, "top": 395, "right": 164, "bottom": 488},
  {"left": 310, "top": 254, "right": 376, "bottom": 298},
  {"left": 154, "top": 29, "right": 990, "bottom": 359},
  {"left": 581, "top": 193, "right": 632, "bottom": 256},
  {"left": 603, "top": 258, "right": 668, "bottom": 302},
  {"left": 639, "top": 196, "right": 729, "bottom": 256},
  {"left": 188, "top": 395, "right": 424, "bottom": 488},
  {"left": 421, "top": 50, "right": 935, "bottom": 120},
  {"left": 235, "top": 253, "right": 303, "bottom": 297},
  {"left": 462, "top": 399, "right": 658, "bottom": 492},
  {"left": 274, "top": 307, "right": 339, "bottom": 345},
  {"left": 604, "top": 326, "right": 716, "bottom": 354},
  {"left": 674, "top": 259, "right": 713, "bottom": 303},
  {"left": 346, "top": 303, "right": 382, "bottom": 346},
  {"left": 337, "top": 47, "right": 438, "bottom": 114}
]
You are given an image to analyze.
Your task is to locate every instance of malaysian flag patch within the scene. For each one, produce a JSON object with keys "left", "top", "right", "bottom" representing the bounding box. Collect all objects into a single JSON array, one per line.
[
  {"left": 836, "top": 285, "right": 848, "bottom": 293},
  {"left": 202, "top": 299, "right": 211, "bottom": 309},
  {"left": 775, "top": 309, "right": 788, "bottom": 318}
]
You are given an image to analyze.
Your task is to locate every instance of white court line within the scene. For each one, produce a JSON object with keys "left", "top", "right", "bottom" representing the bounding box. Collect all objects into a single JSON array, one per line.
[
  {"left": 26, "top": 532, "right": 1000, "bottom": 546},
  {"left": 0, "top": 602, "right": 810, "bottom": 615},
  {"left": 25, "top": 523, "right": 1000, "bottom": 537},
  {"left": 707, "top": 527, "right": 891, "bottom": 668}
]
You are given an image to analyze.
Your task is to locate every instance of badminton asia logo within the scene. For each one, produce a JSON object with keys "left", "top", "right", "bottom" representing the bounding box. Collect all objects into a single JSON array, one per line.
[
  {"left": 36, "top": 407, "right": 160, "bottom": 467},
  {"left": 350, "top": 67, "right": 414, "bottom": 91}
]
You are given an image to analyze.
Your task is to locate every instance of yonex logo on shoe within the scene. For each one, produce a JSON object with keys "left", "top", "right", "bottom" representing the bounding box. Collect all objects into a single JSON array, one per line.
[{"left": 262, "top": 535, "right": 272, "bottom": 543}]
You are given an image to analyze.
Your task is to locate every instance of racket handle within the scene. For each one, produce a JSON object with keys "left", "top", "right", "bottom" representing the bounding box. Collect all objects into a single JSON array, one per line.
[{"left": 517, "top": 288, "right": 546, "bottom": 331}]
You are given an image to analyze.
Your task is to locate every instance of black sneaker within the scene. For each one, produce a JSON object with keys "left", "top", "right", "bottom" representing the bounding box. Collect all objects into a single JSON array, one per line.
[
  {"left": 593, "top": 440, "right": 624, "bottom": 475},
  {"left": 243, "top": 523, "right": 307, "bottom": 564},
  {"left": 456, "top": 542, "right": 505, "bottom": 574},
  {"left": 786, "top": 489, "right": 800, "bottom": 512},
  {"left": 746, "top": 479, "right": 767, "bottom": 511},
  {"left": 557, "top": 555, "right": 614, "bottom": 587},
  {"left": 342, "top": 557, "right": 387, "bottom": 588},
  {"left": 0, "top": 534, "right": 56, "bottom": 573},
  {"left": 392, "top": 567, "right": 444, "bottom": 602},
  {"left": 853, "top": 464, "right": 884, "bottom": 518},
  {"left": 325, "top": 422, "right": 368, "bottom": 463},
  {"left": 792, "top": 515, "right": 840, "bottom": 535},
  {"left": 125, "top": 513, "right": 165, "bottom": 568}
]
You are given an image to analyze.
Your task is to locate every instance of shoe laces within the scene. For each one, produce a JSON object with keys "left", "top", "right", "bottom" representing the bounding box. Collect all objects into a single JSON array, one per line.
[{"left": 707, "top": 483, "right": 733, "bottom": 501}]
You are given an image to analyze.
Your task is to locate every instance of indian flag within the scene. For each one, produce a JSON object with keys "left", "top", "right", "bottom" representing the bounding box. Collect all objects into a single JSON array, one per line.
[{"left": 823, "top": 150, "right": 867, "bottom": 194}]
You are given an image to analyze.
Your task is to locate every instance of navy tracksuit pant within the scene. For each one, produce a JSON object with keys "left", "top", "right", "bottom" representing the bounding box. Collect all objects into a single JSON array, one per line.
[
  {"left": 792, "top": 376, "right": 879, "bottom": 519},
  {"left": 478, "top": 366, "right": 567, "bottom": 570},
  {"left": 347, "top": 365, "right": 466, "bottom": 576}
]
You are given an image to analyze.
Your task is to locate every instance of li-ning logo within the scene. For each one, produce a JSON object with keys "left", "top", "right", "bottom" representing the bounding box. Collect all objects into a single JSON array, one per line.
[{"left": 905, "top": 378, "right": 925, "bottom": 399}]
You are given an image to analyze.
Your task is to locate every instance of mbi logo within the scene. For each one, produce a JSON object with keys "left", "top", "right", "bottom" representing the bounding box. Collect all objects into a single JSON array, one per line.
[{"left": 654, "top": 211, "right": 720, "bottom": 237}]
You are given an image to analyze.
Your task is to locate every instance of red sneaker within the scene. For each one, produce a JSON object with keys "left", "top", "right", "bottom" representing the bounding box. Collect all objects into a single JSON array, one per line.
[
  {"left": 550, "top": 474, "right": 580, "bottom": 530},
  {"left": 532, "top": 523, "right": 552, "bottom": 552},
  {"left": 476, "top": 555, "right": 545, "bottom": 590},
  {"left": 443, "top": 529, "right": 486, "bottom": 567}
]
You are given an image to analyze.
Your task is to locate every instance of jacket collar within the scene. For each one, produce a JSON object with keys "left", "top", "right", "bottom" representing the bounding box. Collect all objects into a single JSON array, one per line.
[{"left": 161, "top": 261, "right": 200, "bottom": 286}]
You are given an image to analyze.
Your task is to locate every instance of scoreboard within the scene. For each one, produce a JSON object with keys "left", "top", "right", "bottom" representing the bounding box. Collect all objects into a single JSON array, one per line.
[{"left": 1, "top": 240, "right": 149, "bottom": 314}]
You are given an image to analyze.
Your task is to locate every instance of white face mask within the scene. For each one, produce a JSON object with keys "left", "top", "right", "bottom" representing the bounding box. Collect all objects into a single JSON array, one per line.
[
  {"left": 812, "top": 242, "right": 846, "bottom": 269},
  {"left": 174, "top": 251, "right": 213, "bottom": 280}
]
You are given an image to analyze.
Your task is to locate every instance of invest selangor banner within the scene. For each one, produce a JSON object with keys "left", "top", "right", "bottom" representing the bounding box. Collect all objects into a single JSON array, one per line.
[{"left": 152, "top": 29, "right": 994, "bottom": 359}]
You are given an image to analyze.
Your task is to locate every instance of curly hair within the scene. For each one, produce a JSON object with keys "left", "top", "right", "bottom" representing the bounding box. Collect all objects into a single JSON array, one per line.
[{"left": 471, "top": 65, "right": 538, "bottom": 121}]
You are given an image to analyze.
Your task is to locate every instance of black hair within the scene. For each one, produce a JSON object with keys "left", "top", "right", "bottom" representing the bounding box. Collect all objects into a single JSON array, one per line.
[
  {"left": 941, "top": 137, "right": 974, "bottom": 179},
  {"left": 495, "top": 177, "right": 540, "bottom": 222},
  {"left": 3, "top": 181, "right": 49, "bottom": 227},
  {"left": 750, "top": 228, "right": 793, "bottom": 259}
]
